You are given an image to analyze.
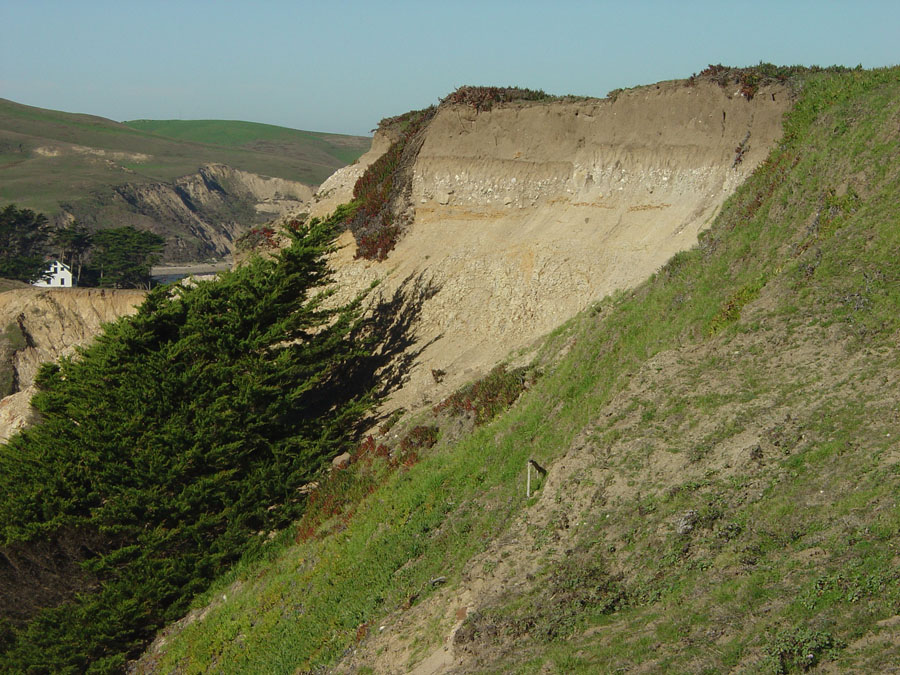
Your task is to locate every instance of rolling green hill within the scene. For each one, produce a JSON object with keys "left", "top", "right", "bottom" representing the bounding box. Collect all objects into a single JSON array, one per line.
[
  {"left": 0, "top": 99, "right": 370, "bottom": 261},
  {"left": 0, "top": 99, "right": 369, "bottom": 206},
  {"left": 122, "top": 119, "right": 368, "bottom": 166}
]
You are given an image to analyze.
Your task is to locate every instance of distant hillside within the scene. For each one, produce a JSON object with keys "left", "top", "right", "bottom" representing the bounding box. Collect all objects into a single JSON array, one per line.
[
  {"left": 122, "top": 119, "right": 368, "bottom": 166},
  {"left": 0, "top": 98, "right": 370, "bottom": 261}
]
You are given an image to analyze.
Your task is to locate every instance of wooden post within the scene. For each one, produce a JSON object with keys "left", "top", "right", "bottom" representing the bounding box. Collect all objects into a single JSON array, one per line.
[
  {"left": 526, "top": 459, "right": 547, "bottom": 498},
  {"left": 527, "top": 461, "right": 532, "bottom": 497}
]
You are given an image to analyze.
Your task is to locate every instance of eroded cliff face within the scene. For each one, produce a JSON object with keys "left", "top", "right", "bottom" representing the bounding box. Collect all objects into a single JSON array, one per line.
[
  {"left": 317, "top": 80, "right": 792, "bottom": 411},
  {"left": 91, "top": 164, "right": 315, "bottom": 261},
  {"left": 0, "top": 81, "right": 791, "bottom": 439},
  {"left": 0, "top": 288, "right": 145, "bottom": 442}
]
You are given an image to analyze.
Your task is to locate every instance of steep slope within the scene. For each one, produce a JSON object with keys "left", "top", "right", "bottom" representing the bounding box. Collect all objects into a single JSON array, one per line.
[
  {"left": 317, "top": 79, "right": 791, "bottom": 412},
  {"left": 0, "top": 98, "right": 370, "bottom": 261},
  {"left": 0, "top": 287, "right": 145, "bottom": 441},
  {"left": 133, "top": 67, "right": 900, "bottom": 674}
]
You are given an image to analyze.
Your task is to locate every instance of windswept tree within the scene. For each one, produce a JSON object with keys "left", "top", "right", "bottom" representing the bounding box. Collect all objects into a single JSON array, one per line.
[
  {"left": 0, "top": 204, "right": 382, "bottom": 672},
  {"left": 0, "top": 204, "right": 50, "bottom": 282}
]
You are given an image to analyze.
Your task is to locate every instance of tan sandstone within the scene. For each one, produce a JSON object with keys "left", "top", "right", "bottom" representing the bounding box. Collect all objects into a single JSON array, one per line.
[{"left": 313, "top": 80, "right": 792, "bottom": 413}]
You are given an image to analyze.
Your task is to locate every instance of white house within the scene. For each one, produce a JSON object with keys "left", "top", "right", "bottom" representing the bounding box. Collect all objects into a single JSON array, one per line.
[{"left": 32, "top": 260, "right": 74, "bottom": 288}]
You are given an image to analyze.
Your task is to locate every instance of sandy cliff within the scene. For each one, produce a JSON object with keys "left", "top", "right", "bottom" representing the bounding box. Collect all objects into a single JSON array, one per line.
[
  {"left": 315, "top": 80, "right": 792, "bottom": 411},
  {"left": 0, "top": 80, "right": 793, "bottom": 439}
]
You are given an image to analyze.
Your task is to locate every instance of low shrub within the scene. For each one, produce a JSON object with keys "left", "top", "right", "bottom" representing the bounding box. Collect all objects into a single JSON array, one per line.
[
  {"left": 689, "top": 63, "right": 855, "bottom": 100},
  {"left": 764, "top": 627, "right": 840, "bottom": 673},
  {"left": 235, "top": 225, "right": 279, "bottom": 252},
  {"left": 399, "top": 425, "right": 439, "bottom": 453},
  {"left": 440, "top": 85, "right": 557, "bottom": 112},
  {"left": 295, "top": 425, "right": 437, "bottom": 541},
  {"left": 708, "top": 277, "right": 766, "bottom": 335},
  {"left": 434, "top": 365, "right": 534, "bottom": 425}
]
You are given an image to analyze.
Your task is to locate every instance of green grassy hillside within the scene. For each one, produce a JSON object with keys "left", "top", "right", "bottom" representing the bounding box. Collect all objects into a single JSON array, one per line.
[
  {"left": 0, "top": 98, "right": 369, "bottom": 214},
  {"left": 123, "top": 119, "right": 368, "bottom": 166},
  {"left": 134, "top": 67, "right": 900, "bottom": 673}
]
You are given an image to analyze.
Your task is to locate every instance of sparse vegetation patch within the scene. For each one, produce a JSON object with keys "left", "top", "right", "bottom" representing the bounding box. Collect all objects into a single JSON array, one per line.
[
  {"left": 434, "top": 364, "right": 535, "bottom": 425},
  {"left": 440, "top": 85, "right": 559, "bottom": 112},
  {"left": 689, "top": 62, "right": 856, "bottom": 99},
  {"left": 346, "top": 107, "right": 436, "bottom": 260}
]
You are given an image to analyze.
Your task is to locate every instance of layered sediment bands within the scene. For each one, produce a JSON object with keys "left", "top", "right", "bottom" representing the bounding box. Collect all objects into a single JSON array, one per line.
[
  {"left": 414, "top": 81, "right": 784, "bottom": 211},
  {"left": 0, "top": 288, "right": 145, "bottom": 441},
  {"left": 321, "top": 80, "right": 792, "bottom": 410}
]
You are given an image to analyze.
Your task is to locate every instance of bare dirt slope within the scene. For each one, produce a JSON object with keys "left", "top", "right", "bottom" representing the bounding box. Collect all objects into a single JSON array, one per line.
[
  {"left": 0, "top": 287, "right": 145, "bottom": 442},
  {"left": 315, "top": 80, "right": 791, "bottom": 413}
]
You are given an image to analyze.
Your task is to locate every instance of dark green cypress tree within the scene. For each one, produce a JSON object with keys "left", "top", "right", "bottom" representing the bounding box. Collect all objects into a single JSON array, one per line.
[
  {"left": 0, "top": 204, "right": 377, "bottom": 672},
  {"left": 0, "top": 204, "right": 51, "bottom": 282},
  {"left": 87, "top": 226, "right": 165, "bottom": 289}
]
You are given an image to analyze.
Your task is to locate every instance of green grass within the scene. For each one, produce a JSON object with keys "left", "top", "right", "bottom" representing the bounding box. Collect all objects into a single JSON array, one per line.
[{"left": 122, "top": 119, "right": 369, "bottom": 166}]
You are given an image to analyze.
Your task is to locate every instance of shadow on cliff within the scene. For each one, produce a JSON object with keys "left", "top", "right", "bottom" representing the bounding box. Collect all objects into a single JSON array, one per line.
[{"left": 339, "top": 271, "right": 441, "bottom": 433}]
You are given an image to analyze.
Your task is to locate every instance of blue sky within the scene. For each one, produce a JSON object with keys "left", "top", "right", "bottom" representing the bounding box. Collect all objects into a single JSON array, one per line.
[{"left": 2, "top": 0, "right": 898, "bottom": 136}]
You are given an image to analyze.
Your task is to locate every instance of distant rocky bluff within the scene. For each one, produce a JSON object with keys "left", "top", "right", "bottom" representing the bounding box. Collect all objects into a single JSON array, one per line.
[{"left": 62, "top": 164, "right": 313, "bottom": 263}]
